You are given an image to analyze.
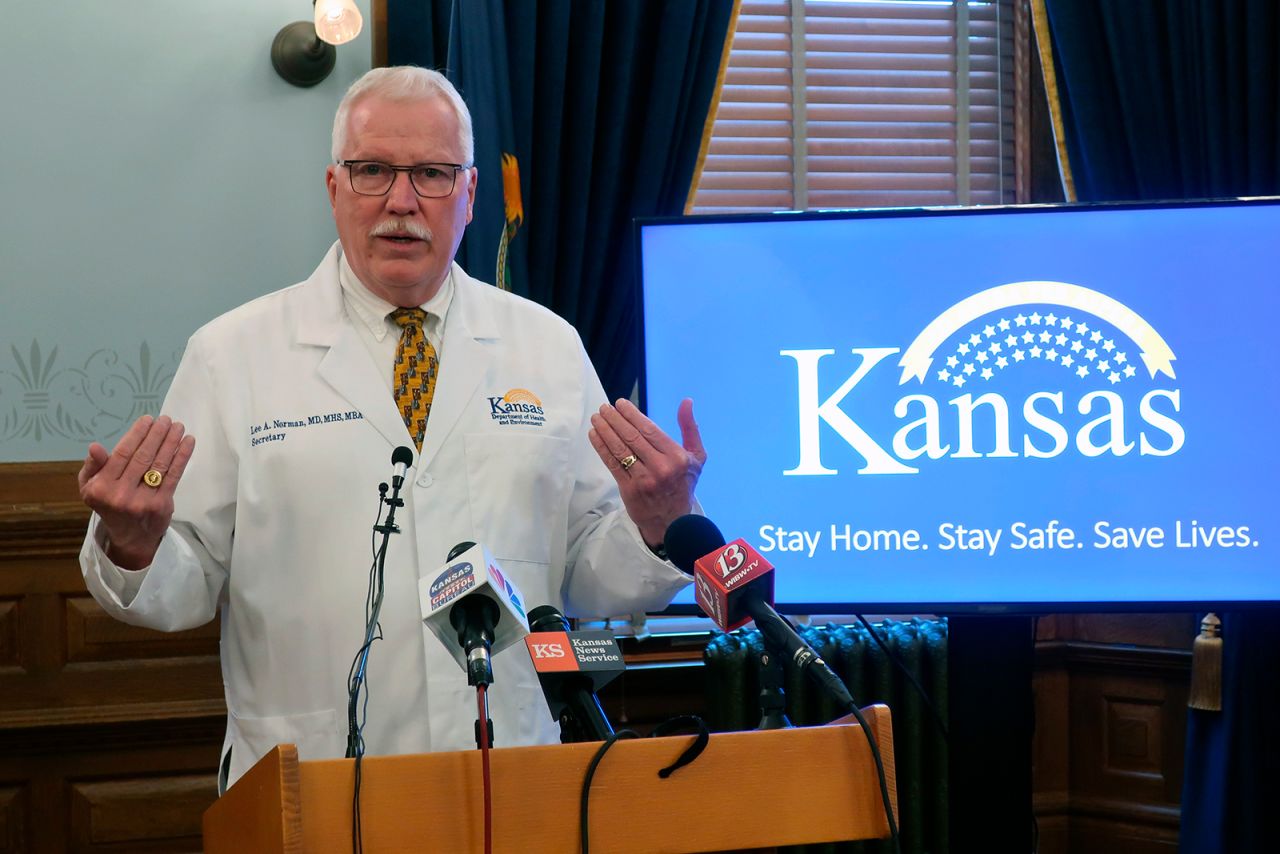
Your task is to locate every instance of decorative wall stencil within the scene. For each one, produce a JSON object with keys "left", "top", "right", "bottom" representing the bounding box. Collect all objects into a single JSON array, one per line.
[{"left": 0, "top": 341, "right": 180, "bottom": 445}]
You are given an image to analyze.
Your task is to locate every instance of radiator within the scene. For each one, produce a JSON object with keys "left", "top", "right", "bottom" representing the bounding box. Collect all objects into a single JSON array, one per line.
[{"left": 703, "top": 618, "right": 949, "bottom": 854}]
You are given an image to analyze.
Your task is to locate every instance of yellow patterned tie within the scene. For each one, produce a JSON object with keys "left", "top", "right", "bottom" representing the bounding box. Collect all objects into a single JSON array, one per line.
[{"left": 389, "top": 308, "right": 438, "bottom": 451}]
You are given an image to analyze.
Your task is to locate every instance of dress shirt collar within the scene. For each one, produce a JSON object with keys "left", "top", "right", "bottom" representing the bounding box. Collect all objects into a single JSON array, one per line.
[{"left": 337, "top": 251, "right": 454, "bottom": 341}]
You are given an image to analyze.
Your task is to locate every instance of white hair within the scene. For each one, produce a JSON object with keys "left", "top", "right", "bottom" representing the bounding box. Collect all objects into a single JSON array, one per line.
[{"left": 331, "top": 66, "right": 474, "bottom": 165}]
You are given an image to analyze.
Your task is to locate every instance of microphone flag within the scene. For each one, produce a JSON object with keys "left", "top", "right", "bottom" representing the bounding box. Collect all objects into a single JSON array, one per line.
[
  {"left": 420, "top": 542, "right": 530, "bottom": 673},
  {"left": 525, "top": 630, "right": 624, "bottom": 684},
  {"left": 692, "top": 538, "right": 776, "bottom": 632}
]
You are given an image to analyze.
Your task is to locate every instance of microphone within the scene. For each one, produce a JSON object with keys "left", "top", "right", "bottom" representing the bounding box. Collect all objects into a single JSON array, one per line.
[
  {"left": 420, "top": 542, "right": 531, "bottom": 686},
  {"left": 664, "top": 515, "right": 854, "bottom": 709},
  {"left": 523, "top": 605, "right": 622, "bottom": 742},
  {"left": 390, "top": 445, "right": 414, "bottom": 490}
]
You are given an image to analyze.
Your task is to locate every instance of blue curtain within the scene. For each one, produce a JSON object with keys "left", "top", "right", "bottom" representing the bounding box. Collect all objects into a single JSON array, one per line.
[
  {"left": 385, "top": 1, "right": 452, "bottom": 74},
  {"left": 1180, "top": 611, "right": 1280, "bottom": 852},
  {"left": 1042, "top": 2, "right": 1280, "bottom": 849},
  {"left": 387, "top": 0, "right": 735, "bottom": 401},
  {"left": 1044, "top": 0, "right": 1280, "bottom": 202}
]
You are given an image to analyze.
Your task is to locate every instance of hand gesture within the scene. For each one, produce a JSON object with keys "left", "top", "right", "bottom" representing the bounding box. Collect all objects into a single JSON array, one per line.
[
  {"left": 77, "top": 415, "right": 196, "bottom": 570},
  {"left": 588, "top": 398, "right": 706, "bottom": 549}
]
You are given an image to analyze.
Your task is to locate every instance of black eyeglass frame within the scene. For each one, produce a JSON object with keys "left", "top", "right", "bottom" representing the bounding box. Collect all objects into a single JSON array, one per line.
[{"left": 337, "top": 160, "right": 472, "bottom": 198}]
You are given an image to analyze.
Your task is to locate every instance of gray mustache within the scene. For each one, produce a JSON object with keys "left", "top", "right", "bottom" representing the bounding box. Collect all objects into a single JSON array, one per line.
[{"left": 370, "top": 219, "right": 432, "bottom": 241}]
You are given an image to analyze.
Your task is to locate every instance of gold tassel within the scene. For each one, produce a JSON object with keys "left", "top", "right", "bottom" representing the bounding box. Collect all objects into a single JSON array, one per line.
[
  {"left": 1188, "top": 612, "right": 1223, "bottom": 712},
  {"left": 495, "top": 153, "right": 524, "bottom": 292}
]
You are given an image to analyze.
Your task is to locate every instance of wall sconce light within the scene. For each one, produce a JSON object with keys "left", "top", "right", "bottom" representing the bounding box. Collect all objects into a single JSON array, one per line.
[{"left": 272, "top": 0, "right": 364, "bottom": 88}]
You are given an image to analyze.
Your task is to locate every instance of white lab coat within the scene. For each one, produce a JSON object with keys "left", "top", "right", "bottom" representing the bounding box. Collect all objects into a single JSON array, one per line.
[{"left": 80, "top": 243, "right": 690, "bottom": 789}]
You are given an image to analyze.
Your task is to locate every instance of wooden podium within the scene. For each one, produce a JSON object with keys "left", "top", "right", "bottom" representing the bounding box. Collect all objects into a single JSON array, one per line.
[{"left": 203, "top": 705, "right": 896, "bottom": 853}]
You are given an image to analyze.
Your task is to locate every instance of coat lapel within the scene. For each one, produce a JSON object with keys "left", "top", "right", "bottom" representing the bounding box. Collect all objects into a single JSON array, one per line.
[
  {"left": 416, "top": 266, "right": 501, "bottom": 472},
  {"left": 317, "top": 325, "right": 410, "bottom": 452},
  {"left": 292, "top": 249, "right": 502, "bottom": 468},
  {"left": 293, "top": 243, "right": 412, "bottom": 453}
]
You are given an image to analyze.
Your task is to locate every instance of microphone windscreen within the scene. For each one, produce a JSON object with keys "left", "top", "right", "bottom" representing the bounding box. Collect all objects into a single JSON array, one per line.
[
  {"left": 528, "top": 604, "right": 571, "bottom": 633},
  {"left": 664, "top": 515, "right": 726, "bottom": 574},
  {"left": 391, "top": 445, "right": 415, "bottom": 467},
  {"left": 447, "top": 540, "right": 476, "bottom": 562}
]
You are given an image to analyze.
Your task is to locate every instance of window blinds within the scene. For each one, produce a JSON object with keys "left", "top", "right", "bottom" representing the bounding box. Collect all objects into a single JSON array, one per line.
[{"left": 691, "top": 0, "right": 1015, "bottom": 213}]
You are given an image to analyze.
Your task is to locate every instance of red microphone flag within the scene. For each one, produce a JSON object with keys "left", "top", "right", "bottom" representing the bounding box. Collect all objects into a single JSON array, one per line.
[{"left": 692, "top": 538, "right": 776, "bottom": 631}]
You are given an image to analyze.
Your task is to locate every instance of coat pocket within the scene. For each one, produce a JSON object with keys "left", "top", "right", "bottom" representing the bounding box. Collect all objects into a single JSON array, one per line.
[
  {"left": 223, "top": 707, "right": 343, "bottom": 790},
  {"left": 463, "top": 433, "right": 571, "bottom": 564}
]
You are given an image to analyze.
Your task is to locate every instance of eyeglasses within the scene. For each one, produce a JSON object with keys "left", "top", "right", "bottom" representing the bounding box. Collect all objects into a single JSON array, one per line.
[{"left": 338, "top": 160, "right": 470, "bottom": 198}]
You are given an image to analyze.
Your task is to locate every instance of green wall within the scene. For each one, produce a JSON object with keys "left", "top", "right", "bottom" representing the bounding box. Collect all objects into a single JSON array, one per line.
[{"left": 0, "top": 1, "right": 373, "bottom": 460}]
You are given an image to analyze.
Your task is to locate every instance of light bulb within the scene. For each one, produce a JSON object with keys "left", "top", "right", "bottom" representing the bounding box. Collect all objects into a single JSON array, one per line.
[{"left": 314, "top": 0, "right": 363, "bottom": 46}]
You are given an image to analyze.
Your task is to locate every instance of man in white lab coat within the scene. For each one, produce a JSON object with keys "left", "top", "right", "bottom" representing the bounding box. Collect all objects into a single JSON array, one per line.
[{"left": 76, "top": 67, "right": 705, "bottom": 790}]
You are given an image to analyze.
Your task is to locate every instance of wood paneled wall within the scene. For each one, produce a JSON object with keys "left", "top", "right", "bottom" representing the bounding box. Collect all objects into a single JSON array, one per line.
[
  {"left": 1033, "top": 613, "right": 1194, "bottom": 854},
  {"left": 1, "top": 461, "right": 1193, "bottom": 852},
  {"left": 0, "top": 462, "right": 222, "bottom": 853}
]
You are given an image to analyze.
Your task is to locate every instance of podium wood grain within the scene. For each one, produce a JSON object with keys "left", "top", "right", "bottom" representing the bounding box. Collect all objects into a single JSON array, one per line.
[{"left": 204, "top": 705, "right": 896, "bottom": 854}]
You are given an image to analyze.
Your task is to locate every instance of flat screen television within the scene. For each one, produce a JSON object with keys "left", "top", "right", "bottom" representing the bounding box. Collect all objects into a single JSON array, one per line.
[{"left": 637, "top": 198, "right": 1280, "bottom": 613}]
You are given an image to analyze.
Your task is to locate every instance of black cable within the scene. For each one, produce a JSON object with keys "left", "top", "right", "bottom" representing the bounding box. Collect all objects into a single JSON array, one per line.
[
  {"left": 838, "top": 699, "right": 900, "bottom": 852},
  {"left": 579, "top": 729, "right": 639, "bottom": 854},
  {"left": 759, "top": 620, "right": 900, "bottom": 851},
  {"left": 578, "top": 717, "right": 707, "bottom": 852},
  {"left": 576, "top": 710, "right": 892, "bottom": 851},
  {"left": 349, "top": 488, "right": 391, "bottom": 854},
  {"left": 351, "top": 751, "right": 365, "bottom": 854},
  {"left": 854, "top": 614, "right": 949, "bottom": 741},
  {"left": 348, "top": 491, "right": 388, "bottom": 751}
]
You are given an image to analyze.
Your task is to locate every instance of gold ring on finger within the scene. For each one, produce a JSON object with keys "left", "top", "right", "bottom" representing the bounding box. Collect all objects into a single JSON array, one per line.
[
  {"left": 619, "top": 454, "right": 639, "bottom": 471},
  {"left": 143, "top": 469, "right": 164, "bottom": 488}
]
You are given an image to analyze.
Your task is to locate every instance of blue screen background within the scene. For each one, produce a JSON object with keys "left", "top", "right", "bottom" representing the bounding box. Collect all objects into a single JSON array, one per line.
[{"left": 639, "top": 202, "right": 1280, "bottom": 609}]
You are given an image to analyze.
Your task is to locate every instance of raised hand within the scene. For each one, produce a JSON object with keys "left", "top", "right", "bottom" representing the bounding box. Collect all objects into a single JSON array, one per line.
[
  {"left": 588, "top": 398, "right": 706, "bottom": 549},
  {"left": 77, "top": 415, "right": 196, "bottom": 570}
]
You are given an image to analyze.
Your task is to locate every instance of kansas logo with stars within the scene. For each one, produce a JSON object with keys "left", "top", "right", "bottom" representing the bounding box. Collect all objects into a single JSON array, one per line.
[
  {"left": 782, "top": 280, "right": 1184, "bottom": 476},
  {"left": 900, "top": 281, "right": 1174, "bottom": 389}
]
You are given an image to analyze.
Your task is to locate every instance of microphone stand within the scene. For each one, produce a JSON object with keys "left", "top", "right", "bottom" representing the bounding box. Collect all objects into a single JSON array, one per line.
[
  {"left": 756, "top": 649, "right": 792, "bottom": 730},
  {"left": 476, "top": 684, "right": 494, "bottom": 854},
  {"left": 346, "top": 476, "right": 406, "bottom": 758},
  {"left": 474, "top": 685, "right": 494, "bottom": 750}
]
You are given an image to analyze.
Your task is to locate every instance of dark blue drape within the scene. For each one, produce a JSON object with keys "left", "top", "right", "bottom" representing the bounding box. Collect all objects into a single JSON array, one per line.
[
  {"left": 1180, "top": 611, "right": 1280, "bottom": 852},
  {"left": 1045, "top": 0, "right": 1280, "bottom": 202},
  {"left": 384, "top": 1, "right": 452, "bottom": 74},
  {"left": 387, "top": 0, "right": 735, "bottom": 402},
  {"left": 1043, "top": 2, "right": 1280, "bottom": 850}
]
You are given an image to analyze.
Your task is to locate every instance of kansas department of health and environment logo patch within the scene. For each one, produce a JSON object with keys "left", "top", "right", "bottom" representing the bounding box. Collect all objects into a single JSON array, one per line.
[{"left": 487, "top": 388, "right": 546, "bottom": 427}]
